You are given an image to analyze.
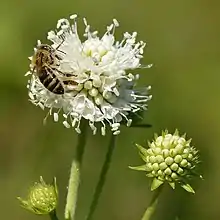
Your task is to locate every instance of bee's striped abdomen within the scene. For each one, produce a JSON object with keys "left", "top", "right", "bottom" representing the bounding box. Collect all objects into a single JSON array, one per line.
[{"left": 39, "top": 67, "right": 64, "bottom": 94}]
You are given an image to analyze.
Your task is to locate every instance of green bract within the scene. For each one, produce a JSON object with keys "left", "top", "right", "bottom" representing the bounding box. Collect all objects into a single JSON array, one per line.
[
  {"left": 130, "top": 130, "right": 201, "bottom": 193},
  {"left": 17, "top": 176, "right": 58, "bottom": 215}
]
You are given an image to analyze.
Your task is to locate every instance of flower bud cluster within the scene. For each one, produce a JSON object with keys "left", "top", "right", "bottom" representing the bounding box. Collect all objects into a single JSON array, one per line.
[
  {"left": 130, "top": 130, "right": 201, "bottom": 193},
  {"left": 17, "top": 177, "right": 58, "bottom": 215}
]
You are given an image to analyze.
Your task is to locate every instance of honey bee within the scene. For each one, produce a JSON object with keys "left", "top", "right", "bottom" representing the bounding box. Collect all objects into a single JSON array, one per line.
[{"left": 31, "top": 42, "right": 76, "bottom": 94}]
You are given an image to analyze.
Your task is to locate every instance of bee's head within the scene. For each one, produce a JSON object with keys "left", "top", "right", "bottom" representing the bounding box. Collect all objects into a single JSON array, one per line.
[{"left": 38, "top": 44, "right": 52, "bottom": 51}]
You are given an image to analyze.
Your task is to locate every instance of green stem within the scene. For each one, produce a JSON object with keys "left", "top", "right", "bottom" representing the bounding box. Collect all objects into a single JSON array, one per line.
[
  {"left": 65, "top": 119, "right": 88, "bottom": 220},
  {"left": 141, "top": 186, "right": 163, "bottom": 220},
  {"left": 86, "top": 133, "right": 116, "bottom": 220},
  {"left": 49, "top": 210, "right": 59, "bottom": 220}
]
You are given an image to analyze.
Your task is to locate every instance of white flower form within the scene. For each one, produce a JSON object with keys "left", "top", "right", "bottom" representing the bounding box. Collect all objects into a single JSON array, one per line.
[{"left": 27, "top": 14, "right": 152, "bottom": 135}]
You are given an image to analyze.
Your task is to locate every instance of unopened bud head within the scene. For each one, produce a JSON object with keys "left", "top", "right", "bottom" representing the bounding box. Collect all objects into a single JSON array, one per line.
[
  {"left": 129, "top": 130, "right": 201, "bottom": 193},
  {"left": 17, "top": 176, "right": 58, "bottom": 215}
]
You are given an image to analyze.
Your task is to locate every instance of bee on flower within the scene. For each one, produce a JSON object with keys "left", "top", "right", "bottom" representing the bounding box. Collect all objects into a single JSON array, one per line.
[{"left": 26, "top": 14, "right": 152, "bottom": 135}]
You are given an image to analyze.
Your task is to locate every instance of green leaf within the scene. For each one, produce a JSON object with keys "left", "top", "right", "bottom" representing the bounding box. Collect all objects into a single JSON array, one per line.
[
  {"left": 169, "top": 182, "right": 175, "bottom": 189},
  {"left": 128, "top": 165, "right": 147, "bottom": 171},
  {"left": 181, "top": 183, "right": 195, "bottom": 193},
  {"left": 151, "top": 178, "right": 164, "bottom": 191}
]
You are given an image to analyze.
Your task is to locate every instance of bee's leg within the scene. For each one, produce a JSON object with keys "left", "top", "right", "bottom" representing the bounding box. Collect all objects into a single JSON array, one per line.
[
  {"left": 55, "top": 38, "right": 66, "bottom": 55},
  {"left": 55, "top": 38, "right": 65, "bottom": 50},
  {"left": 58, "top": 71, "right": 77, "bottom": 82},
  {"left": 50, "top": 68, "right": 66, "bottom": 88}
]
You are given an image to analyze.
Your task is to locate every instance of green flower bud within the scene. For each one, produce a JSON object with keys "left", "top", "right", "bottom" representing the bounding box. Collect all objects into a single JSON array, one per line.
[
  {"left": 17, "top": 176, "right": 58, "bottom": 215},
  {"left": 152, "top": 163, "right": 160, "bottom": 171},
  {"left": 174, "top": 155, "right": 182, "bottom": 163},
  {"left": 159, "top": 162, "right": 168, "bottom": 170},
  {"left": 129, "top": 129, "right": 201, "bottom": 193},
  {"left": 170, "top": 163, "right": 179, "bottom": 171},
  {"left": 165, "top": 157, "right": 174, "bottom": 166},
  {"left": 156, "top": 155, "right": 164, "bottom": 163},
  {"left": 164, "top": 167, "right": 172, "bottom": 175}
]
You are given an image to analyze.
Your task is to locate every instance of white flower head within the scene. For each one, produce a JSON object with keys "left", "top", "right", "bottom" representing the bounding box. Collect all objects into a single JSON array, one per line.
[{"left": 27, "top": 14, "right": 152, "bottom": 135}]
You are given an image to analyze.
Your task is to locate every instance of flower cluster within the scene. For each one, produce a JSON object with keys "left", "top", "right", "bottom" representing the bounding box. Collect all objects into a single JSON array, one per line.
[
  {"left": 130, "top": 130, "right": 201, "bottom": 193},
  {"left": 17, "top": 177, "right": 58, "bottom": 215},
  {"left": 27, "top": 15, "right": 152, "bottom": 135}
]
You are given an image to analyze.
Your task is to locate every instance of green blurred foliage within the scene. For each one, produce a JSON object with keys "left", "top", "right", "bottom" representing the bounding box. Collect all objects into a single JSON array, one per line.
[{"left": 0, "top": 0, "right": 220, "bottom": 220}]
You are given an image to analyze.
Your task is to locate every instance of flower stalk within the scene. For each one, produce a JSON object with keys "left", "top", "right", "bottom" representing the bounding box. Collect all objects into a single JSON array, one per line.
[
  {"left": 141, "top": 185, "right": 163, "bottom": 220},
  {"left": 49, "top": 210, "right": 59, "bottom": 220},
  {"left": 86, "top": 133, "right": 116, "bottom": 220},
  {"left": 65, "top": 119, "right": 88, "bottom": 220}
]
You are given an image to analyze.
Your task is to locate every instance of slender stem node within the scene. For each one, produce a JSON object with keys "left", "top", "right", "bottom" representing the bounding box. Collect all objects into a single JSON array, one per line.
[
  {"left": 141, "top": 186, "right": 163, "bottom": 220},
  {"left": 86, "top": 133, "right": 116, "bottom": 220},
  {"left": 65, "top": 119, "right": 88, "bottom": 220}
]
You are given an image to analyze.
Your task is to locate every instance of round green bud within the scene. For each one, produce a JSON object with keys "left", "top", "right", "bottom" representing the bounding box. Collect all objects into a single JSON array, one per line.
[
  {"left": 180, "top": 159, "right": 188, "bottom": 167},
  {"left": 170, "top": 163, "right": 179, "bottom": 171},
  {"left": 165, "top": 157, "right": 174, "bottom": 166},
  {"left": 174, "top": 155, "right": 182, "bottom": 163},
  {"left": 157, "top": 170, "right": 163, "bottom": 177},
  {"left": 84, "top": 81, "right": 93, "bottom": 90},
  {"left": 162, "top": 139, "right": 171, "bottom": 149},
  {"left": 182, "top": 153, "right": 189, "bottom": 159},
  {"left": 164, "top": 167, "right": 172, "bottom": 175},
  {"left": 155, "top": 136, "right": 163, "bottom": 146},
  {"left": 162, "top": 149, "right": 170, "bottom": 158},
  {"left": 177, "top": 137, "right": 186, "bottom": 145},
  {"left": 149, "top": 156, "right": 157, "bottom": 163},
  {"left": 170, "top": 148, "right": 178, "bottom": 157},
  {"left": 187, "top": 162, "right": 192, "bottom": 168},
  {"left": 165, "top": 134, "right": 172, "bottom": 139},
  {"left": 147, "top": 149, "right": 154, "bottom": 156},
  {"left": 159, "top": 162, "right": 168, "bottom": 170},
  {"left": 188, "top": 153, "right": 193, "bottom": 161},
  {"left": 177, "top": 167, "right": 184, "bottom": 175},
  {"left": 17, "top": 177, "right": 58, "bottom": 215},
  {"left": 183, "top": 148, "right": 190, "bottom": 154},
  {"left": 146, "top": 163, "right": 153, "bottom": 171},
  {"left": 156, "top": 155, "right": 164, "bottom": 163},
  {"left": 152, "top": 163, "right": 160, "bottom": 171},
  {"left": 150, "top": 142, "right": 156, "bottom": 148},
  {"left": 153, "top": 147, "right": 162, "bottom": 155},
  {"left": 131, "top": 130, "right": 201, "bottom": 193},
  {"left": 152, "top": 170, "right": 156, "bottom": 176},
  {"left": 171, "top": 172, "right": 178, "bottom": 180},
  {"left": 175, "top": 144, "right": 185, "bottom": 154}
]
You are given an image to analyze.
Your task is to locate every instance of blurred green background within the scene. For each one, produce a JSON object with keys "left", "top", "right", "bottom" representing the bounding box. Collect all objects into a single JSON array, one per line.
[{"left": 1, "top": 0, "right": 220, "bottom": 219}]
